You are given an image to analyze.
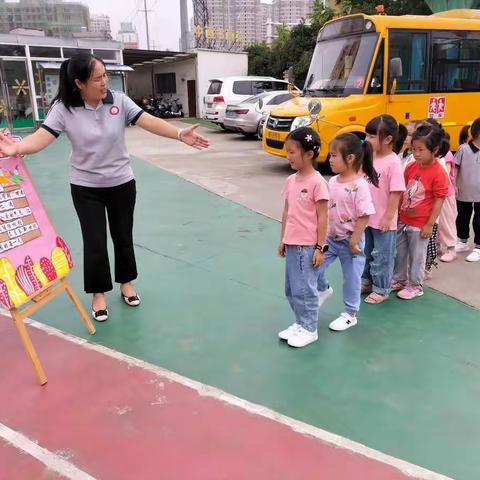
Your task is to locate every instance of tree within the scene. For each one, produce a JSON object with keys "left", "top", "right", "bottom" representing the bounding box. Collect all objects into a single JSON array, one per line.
[
  {"left": 247, "top": 43, "right": 272, "bottom": 77},
  {"left": 310, "top": 0, "right": 336, "bottom": 30},
  {"left": 269, "top": 24, "right": 293, "bottom": 80},
  {"left": 339, "top": 0, "right": 431, "bottom": 15}
]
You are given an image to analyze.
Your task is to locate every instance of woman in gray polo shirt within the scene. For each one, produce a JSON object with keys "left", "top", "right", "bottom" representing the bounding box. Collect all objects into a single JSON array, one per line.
[{"left": 0, "top": 53, "right": 209, "bottom": 322}]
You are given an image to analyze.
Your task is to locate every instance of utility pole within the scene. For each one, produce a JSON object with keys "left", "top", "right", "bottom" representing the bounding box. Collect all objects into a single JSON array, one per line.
[{"left": 140, "top": 0, "right": 151, "bottom": 50}]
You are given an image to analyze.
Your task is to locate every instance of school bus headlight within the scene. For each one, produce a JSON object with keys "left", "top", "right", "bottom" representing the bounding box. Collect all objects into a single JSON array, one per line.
[{"left": 290, "top": 115, "right": 311, "bottom": 131}]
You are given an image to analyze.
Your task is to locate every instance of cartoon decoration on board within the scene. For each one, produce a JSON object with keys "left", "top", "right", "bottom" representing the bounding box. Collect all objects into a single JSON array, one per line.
[
  {"left": 0, "top": 236, "right": 73, "bottom": 308},
  {"left": 0, "top": 135, "right": 74, "bottom": 309}
]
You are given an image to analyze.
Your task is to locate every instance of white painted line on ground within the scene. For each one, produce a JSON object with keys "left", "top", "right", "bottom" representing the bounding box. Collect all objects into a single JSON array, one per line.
[
  {"left": 0, "top": 422, "right": 95, "bottom": 480},
  {"left": 18, "top": 318, "right": 454, "bottom": 480},
  {"left": 0, "top": 308, "right": 448, "bottom": 480}
]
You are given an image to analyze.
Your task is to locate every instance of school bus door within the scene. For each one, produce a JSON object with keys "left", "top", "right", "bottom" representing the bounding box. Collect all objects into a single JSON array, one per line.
[{"left": 385, "top": 30, "right": 430, "bottom": 126}]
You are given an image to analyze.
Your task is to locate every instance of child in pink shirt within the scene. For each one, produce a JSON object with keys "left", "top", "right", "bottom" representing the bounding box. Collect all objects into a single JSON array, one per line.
[
  {"left": 438, "top": 149, "right": 458, "bottom": 262},
  {"left": 362, "top": 115, "right": 406, "bottom": 304},
  {"left": 278, "top": 127, "right": 329, "bottom": 348},
  {"left": 317, "top": 133, "right": 376, "bottom": 332}
]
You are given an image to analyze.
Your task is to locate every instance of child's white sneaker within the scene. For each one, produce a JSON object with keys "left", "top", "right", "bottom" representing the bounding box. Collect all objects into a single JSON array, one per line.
[
  {"left": 466, "top": 248, "right": 480, "bottom": 263},
  {"left": 318, "top": 286, "right": 333, "bottom": 307},
  {"left": 278, "top": 323, "right": 301, "bottom": 341},
  {"left": 287, "top": 326, "right": 318, "bottom": 347},
  {"left": 329, "top": 312, "right": 357, "bottom": 332},
  {"left": 455, "top": 241, "right": 470, "bottom": 253}
]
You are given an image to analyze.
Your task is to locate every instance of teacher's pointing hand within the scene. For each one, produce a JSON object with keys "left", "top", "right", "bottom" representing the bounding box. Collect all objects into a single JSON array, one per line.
[{"left": 180, "top": 124, "right": 210, "bottom": 150}]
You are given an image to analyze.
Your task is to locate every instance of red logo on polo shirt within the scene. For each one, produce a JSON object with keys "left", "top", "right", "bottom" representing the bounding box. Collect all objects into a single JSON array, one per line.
[{"left": 110, "top": 106, "right": 120, "bottom": 116}]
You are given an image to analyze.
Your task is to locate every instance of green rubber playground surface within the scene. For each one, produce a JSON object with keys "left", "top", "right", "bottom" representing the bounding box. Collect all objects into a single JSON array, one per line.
[{"left": 26, "top": 136, "right": 480, "bottom": 480}]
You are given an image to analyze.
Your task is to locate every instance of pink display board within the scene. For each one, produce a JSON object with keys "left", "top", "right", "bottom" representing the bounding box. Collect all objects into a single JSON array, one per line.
[{"left": 0, "top": 136, "right": 73, "bottom": 309}]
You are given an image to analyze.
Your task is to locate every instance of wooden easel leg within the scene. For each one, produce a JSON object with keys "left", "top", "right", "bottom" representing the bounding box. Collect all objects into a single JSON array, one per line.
[
  {"left": 11, "top": 310, "right": 47, "bottom": 386},
  {"left": 61, "top": 278, "right": 96, "bottom": 335}
]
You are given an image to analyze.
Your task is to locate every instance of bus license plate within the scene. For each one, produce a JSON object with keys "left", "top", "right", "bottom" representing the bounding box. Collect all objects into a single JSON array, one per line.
[{"left": 267, "top": 131, "right": 282, "bottom": 141}]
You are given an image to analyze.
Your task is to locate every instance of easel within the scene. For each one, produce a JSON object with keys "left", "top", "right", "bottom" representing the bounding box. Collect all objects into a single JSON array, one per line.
[{"left": 10, "top": 276, "right": 95, "bottom": 385}]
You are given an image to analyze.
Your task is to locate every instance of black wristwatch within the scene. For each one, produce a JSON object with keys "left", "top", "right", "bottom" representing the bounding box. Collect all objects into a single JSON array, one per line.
[{"left": 315, "top": 244, "right": 329, "bottom": 253}]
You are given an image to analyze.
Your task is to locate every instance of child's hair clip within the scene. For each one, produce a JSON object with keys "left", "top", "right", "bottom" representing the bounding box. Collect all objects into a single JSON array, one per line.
[{"left": 305, "top": 134, "right": 313, "bottom": 142}]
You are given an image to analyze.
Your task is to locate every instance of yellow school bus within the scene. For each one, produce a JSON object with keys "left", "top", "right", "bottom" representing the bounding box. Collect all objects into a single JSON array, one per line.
[{"left": 262, "top": 9, "right": 480, "bottom": 160}]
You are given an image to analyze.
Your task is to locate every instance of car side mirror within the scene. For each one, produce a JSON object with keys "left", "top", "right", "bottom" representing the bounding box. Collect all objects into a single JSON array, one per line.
[
  {"left": 308, "top": 99, "right": 322, "bottom": 118},
  {"left": 389, "top": 57, "right": 403, "bottom": 79}
]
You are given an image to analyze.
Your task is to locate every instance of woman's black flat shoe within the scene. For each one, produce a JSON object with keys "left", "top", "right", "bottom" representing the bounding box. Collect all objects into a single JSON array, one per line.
[
  {"left": 121, "top": 293, "right": 141, "bottom": 307},
  {"left": 92, "top": 308, "right": 109, "bottom": 322}
]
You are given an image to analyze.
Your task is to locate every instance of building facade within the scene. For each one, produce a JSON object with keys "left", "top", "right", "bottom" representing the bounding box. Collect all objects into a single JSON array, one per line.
[
  {"left": 0, "top": 33, "right": 126, "bottom": 130},
  {"left": 0, "top": 0, "right": 90, "bottom": 38},
  {"left": 90, "top": 14, "right": 111, "bottom": 39},
  {"left": 117, "top": 22, "right": 139, "bottom": 50},
  {"left": 194, "top": 0, "right": 315, "bottom": 50}
]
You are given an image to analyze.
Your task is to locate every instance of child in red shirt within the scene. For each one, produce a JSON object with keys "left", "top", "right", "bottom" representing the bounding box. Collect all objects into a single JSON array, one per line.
[{"left": 392, "top": 124, "right": 450, "bottom": 299}]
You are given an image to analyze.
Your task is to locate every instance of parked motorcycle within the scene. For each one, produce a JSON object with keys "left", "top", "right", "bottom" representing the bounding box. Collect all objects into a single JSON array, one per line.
[{"left": 139, "top": 96, "right": 184, "bottom": 118}]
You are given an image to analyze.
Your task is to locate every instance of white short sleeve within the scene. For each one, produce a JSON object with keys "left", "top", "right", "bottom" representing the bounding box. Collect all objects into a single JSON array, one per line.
[
  {"left": 121, "top": 94, "right": 144, "bottom": 126},
  {"left": 41, "top": 101, "right": 66, "bottom": 138}
]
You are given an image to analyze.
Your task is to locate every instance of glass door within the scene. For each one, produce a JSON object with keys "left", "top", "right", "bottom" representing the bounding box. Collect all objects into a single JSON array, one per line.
[
  {"left": 0, "top": 59, "right": 13, "bottom": 130},
  {"left": 0, "top": 59, "right": 34, "bottom": 130}
]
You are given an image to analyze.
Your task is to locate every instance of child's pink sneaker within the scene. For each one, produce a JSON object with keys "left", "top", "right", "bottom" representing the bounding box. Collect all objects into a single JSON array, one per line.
[
  {"left": 440, "top": 250, "right": 457, "bottom": 263},
  {"left": 391, "top": 280, "right": 406, "bottom": 292},
  {"left": 397, "top": 284, "right": 424, "bottom": 300}
]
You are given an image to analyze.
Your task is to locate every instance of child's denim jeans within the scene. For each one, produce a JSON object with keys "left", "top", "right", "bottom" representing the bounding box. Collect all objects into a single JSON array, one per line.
[
  {"left": 285, "top": 245, "right": 319, "bottom": 332},
  {"left": 317, "top": 236, "right": 366, "bottom": 316},
  {"left": 362, "top": 227, "right": 397, "bottom": 295}
]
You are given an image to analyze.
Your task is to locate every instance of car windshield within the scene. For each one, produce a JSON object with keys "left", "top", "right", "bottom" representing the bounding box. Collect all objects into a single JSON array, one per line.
[
  {"left": 304, "top": 33, "right": 378, "bottom": 97},
  {"left": 242, "top": 92, "right": 271, "bottom": 104}
]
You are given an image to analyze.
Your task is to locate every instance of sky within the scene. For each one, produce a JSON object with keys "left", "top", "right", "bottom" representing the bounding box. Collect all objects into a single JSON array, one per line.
[
  {"left": 81, "top": 0, "right": 193, "bottom": 51},
  {"left": 81, "top": 0, "right": 275, "bottom": 51}
]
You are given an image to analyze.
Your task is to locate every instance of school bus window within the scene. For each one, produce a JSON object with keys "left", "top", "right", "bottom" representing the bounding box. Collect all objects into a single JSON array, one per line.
[
  {"left": 388, "top": 31, "right": 427, "bottom": 93},
  {"left": 367, "top": 40, "right": 384, "bottom": 94},
  {"left": 431, "top": 31, "right": 480, "bottom": 92},
  {"left": 304, "top": 33, "right": 378, "bottom": 96}
]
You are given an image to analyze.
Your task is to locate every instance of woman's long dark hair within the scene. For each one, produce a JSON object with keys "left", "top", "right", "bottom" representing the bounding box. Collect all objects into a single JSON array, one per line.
[
  {"left": 52, "top": 53, "right": 105, "bottom": 111},
  {"left": 331, "top": 133, "right": 379, "bottom": 187}
]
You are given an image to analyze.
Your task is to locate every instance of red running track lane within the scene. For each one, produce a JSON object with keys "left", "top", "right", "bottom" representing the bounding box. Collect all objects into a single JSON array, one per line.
[
  {"left": 1, "top": 440, "right": 66, "bottom": 480},
  {"left": 0, "top": 316, "right": 448, "bottom": 480}
]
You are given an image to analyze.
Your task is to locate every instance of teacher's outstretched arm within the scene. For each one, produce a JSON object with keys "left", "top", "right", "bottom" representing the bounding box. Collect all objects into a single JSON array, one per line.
[
  {"left": 136, "top": 113, "right": 210, "bottom": 151},
  {"left": 0, "top": 128, "right": 56, "bottom": 157}
]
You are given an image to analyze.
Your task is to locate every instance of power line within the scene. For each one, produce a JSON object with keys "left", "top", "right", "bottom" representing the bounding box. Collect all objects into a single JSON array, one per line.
[{"left": 139, "top": 0, "right": 152, "bottom": 49}]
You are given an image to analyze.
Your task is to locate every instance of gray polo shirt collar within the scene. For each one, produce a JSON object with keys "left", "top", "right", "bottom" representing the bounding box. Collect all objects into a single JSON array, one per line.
[
  {"left": 468, "top": 141, "right": 479, "bottom": 154},
  {"left": 82, "top": 89, "right": 114, "bottom": 110}
]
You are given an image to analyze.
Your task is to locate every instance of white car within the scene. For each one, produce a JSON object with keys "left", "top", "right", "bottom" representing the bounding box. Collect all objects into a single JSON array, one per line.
[
  {"left": 203, "top": 76, "right": 291, "bottom": 129},
  {"left": 223, "top": 91, "right": 296, "bottom": 138}
]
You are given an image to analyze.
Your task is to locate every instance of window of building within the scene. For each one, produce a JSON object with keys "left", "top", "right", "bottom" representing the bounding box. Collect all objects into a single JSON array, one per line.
[
  {"left": 93, "top": 49, "right": 119, "bottom": 61},
  {"left": 431, "top": 31, "right": 480, "bottom": 92},
  {"left": 0, "top": 44, "right": 26, "bottom": 57},
  {"left": 63, "top": 47, "right": 91, "bottom": 58},
  {"left": 155, "top": 72, "right": 176, "bottom": 94},
  {"left": 388, "top": 31, "right": 427, "bottom": 93},
  {"left": 29, "top": 46, "right": 61, "bottom": 58}
]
